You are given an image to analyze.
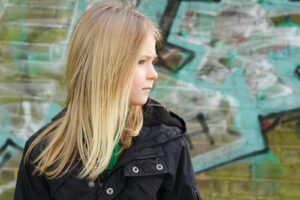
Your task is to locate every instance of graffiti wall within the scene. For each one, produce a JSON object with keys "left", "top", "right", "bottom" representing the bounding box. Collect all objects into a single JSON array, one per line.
[{"left": 0, "top": 0, "right": 300, "bottom": 199}]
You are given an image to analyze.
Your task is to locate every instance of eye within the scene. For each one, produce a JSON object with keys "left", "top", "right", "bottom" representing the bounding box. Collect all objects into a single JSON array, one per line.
[
  {"left": 152, "top": 58, "right": 158, "bottom": 65},
  {"left": 138, "top": 59, "right": 146, "bottom": 65}
]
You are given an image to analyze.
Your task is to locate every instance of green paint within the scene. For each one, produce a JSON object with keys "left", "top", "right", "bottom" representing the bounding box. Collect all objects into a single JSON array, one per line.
[
  {"left": 137, "top": 0, "right": 167, "bottom": 24},
  {"left": 250, "top": 151, "right": 284, "bottom": 179}
]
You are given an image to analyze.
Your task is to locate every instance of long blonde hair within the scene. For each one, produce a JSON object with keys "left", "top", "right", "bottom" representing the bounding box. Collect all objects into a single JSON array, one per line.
[{"left": 25, "top": 2, "right": 161, "bottom": 181}]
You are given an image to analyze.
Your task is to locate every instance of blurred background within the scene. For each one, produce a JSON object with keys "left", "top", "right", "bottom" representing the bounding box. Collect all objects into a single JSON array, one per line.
[{"left": 0, "top": 0, "right": 300, "bottom": 199}]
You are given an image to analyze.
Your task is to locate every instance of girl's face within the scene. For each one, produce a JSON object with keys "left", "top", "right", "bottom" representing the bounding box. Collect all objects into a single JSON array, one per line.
[{"left": 129, "top": 33, "right": 158, "bottom": 105}]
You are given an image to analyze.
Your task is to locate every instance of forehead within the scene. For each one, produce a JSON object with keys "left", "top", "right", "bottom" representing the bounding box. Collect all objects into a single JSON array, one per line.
[{"left": 139, "top": 34, "right": 157, "bottom": 56}]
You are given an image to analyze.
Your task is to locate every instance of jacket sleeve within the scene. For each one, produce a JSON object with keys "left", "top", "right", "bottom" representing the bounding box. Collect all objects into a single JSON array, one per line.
[
  {"left": 14, "top": 141, "right": 50, "bottom": 200},
  {"left": 160, "top": 136, "right": 202, "bottom": 200}
]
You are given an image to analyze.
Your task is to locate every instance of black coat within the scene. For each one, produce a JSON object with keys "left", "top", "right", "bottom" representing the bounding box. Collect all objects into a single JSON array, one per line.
[{"left": 14, "top": 99, "right": 202, "bottom": 200}]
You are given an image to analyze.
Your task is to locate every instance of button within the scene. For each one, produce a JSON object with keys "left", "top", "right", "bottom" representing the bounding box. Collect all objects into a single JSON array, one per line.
[
  {"left": 88, "top": 181, "right": 95, "bottom": 188},
  {"left": 156, "top": 164, "right": 164, "bottom": 171},
  {"left": 132, "top": 166, "right": 139, "bottom": 173},
  {"left": 106, "top": 187, "right": 114, "bottom": 195}
]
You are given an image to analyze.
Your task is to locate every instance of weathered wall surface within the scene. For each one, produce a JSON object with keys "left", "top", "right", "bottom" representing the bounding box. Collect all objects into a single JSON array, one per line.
[{"left": 0, "top": 0, "right": 299, "bottom": 199}]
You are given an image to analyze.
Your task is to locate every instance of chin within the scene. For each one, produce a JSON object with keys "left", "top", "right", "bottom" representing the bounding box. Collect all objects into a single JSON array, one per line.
[{"left": 130, "top": 96, "right": 148, "bottom": 106}]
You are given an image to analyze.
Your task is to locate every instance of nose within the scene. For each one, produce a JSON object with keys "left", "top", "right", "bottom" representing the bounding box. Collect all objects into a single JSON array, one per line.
[{"left": 147, "top": 64, "right": 158, "bottom": 80}]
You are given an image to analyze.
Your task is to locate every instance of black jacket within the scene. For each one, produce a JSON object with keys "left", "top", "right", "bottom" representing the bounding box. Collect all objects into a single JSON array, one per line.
[{"left": 14, "top": 99, "right": 202, "bottom": 200}]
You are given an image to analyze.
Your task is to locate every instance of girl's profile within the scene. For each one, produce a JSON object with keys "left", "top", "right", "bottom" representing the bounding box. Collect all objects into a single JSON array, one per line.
[{"left": 14, "top": 2, "right": 202, "bottom": 200}]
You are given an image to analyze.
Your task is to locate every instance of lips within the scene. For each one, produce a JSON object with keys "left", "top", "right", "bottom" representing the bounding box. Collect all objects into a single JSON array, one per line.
[{"left": 142, "top": 87, "right": 152, "bottom": 92}]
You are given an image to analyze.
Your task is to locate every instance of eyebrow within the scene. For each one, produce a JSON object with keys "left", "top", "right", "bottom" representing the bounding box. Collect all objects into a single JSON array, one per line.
[{"left": 140, "top": 55, "right": 158, "bottom": 59}]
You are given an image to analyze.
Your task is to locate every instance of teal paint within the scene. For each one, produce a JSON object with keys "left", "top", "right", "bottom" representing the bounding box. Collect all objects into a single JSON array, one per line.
[
  {"left": 0, "top": 0, "right": 87, "bottom": 164},
  {"left": 0, "top": 105, "right": 12, "bottom": 135},
  {"left": 1, "top": 0, "right": 300, "bottom": 175},
  {"left": 0, "top": 105, "right": 25, "bottom": 166},
  {"left": 164, "top": 1, "right": 266, "bottom": 172},
  {"left": 39, "top": 102, "right": 62, "bottom": 127},
  {"left": 256, "top": 48, "right": 300, "bottom": 115},
  {"left": 191, "top": 69, "right": 266, "bottom": 172},
  {"left": 153, "top": 0, "right": 300, "bottom": 172},
  {"left": 137, "top": 0, "right": 167, "bottom": 24}
]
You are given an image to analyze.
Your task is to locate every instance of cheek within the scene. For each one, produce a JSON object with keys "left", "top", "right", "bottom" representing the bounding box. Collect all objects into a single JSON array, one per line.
[{"left": 131, "top": 68, "right": 144, "bottom": 89}]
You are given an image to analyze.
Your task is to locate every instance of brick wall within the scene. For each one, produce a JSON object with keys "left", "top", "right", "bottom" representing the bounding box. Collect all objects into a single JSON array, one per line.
[
  {"left": 196, "top": 118, "right": 300, "bottom": 199},
  {"left": 1, "top": 0, "right": 300, "bottom": 199}
]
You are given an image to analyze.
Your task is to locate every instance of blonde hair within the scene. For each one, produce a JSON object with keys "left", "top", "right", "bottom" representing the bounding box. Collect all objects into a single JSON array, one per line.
[{"left": 25, "top": 2, "right": 161, "bottom": 181}]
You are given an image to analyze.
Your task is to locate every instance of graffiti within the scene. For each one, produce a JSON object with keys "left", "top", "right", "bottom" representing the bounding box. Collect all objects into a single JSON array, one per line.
[
  {"left": 0, "top": 0, "right": 86, "bottom": 180},
  {"left": 296, "top": 65, "right": 300, "bottom": 79},
  {"left": 1, "top": 1, "right": 300, "bottom": 198},
  {"left": 259, "top": 108, "right": 300, "bottom": 134},
  {"left": 145, "top": 0, "right": 300, "bottom": 172}
]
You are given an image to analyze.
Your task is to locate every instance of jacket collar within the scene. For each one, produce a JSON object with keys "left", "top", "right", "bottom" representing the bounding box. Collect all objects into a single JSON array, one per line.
[
  {"left": 112, "top": 98, "right": 187, "bottom": 169},
  {"left": 143, "top": 98, "right": 186, "bottom": 132}
]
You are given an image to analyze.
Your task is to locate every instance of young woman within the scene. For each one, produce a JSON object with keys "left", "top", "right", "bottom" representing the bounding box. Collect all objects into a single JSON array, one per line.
[{"left": 14, "top": 2, "right": 202, "bottom": 200}]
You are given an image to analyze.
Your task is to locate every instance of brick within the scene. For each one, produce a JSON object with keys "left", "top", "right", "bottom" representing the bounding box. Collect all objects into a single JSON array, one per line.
[
  {"left": 0, "top": 169, "right": 16, "bottom": 182},
  {"left": 279, "top": 147, "right": 300, "bottom": 165},
  {"left": 258, "top": 197, "right": 300, "bottom": 200},
  {"left": 228, "top": 180, "right": 280, "bottom": 196},
  {"left": 196, "top": 178, "right": 210, "bottom": 195},
  {"left": 196, "top": 178, "right": 229, "bottom": 197},
  {"left": 3, "top": 151, "right": 22, "bottom": 168},
  {"left": 278, "top": 182, "right": 300, "bottom": 197},
  {"left": 205, "top": 163, "right": 251, "bottom": 178},
  {"left": 251, "top": 163, "right": 285, "bottom": 180},
  {"left": 266, "top": 130, "right": 300, "bottom": 146},
  {"left": 283, "top": 164, "right": 300, "bottom": 181},
  {"left": 202, "top": 195, "right": 254, "bottom": 200},
  {"left": 0, "top": 188, "right": 14, "bottom": 200}
]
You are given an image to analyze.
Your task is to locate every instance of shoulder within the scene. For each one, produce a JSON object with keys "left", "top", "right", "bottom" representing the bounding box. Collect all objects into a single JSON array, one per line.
[
  {"left": 142, "top": 98, "right": 186, "bottom": 132},
  {"left": 132, "top": 98, "right": 189, "bottom": 150}
]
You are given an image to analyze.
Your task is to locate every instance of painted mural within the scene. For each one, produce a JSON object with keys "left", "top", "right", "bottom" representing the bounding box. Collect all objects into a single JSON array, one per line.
[
  {"left": 148, "top": 0, "right": 300, "bottom": 172},
  {"left": 0, "top": 0, "right": 300, "bottom": 198}
]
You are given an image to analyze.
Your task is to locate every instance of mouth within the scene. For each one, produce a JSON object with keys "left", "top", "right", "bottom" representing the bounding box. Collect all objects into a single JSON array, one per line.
[{"left": 142, "top": 87, "right": 152, "bottom": 92}]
